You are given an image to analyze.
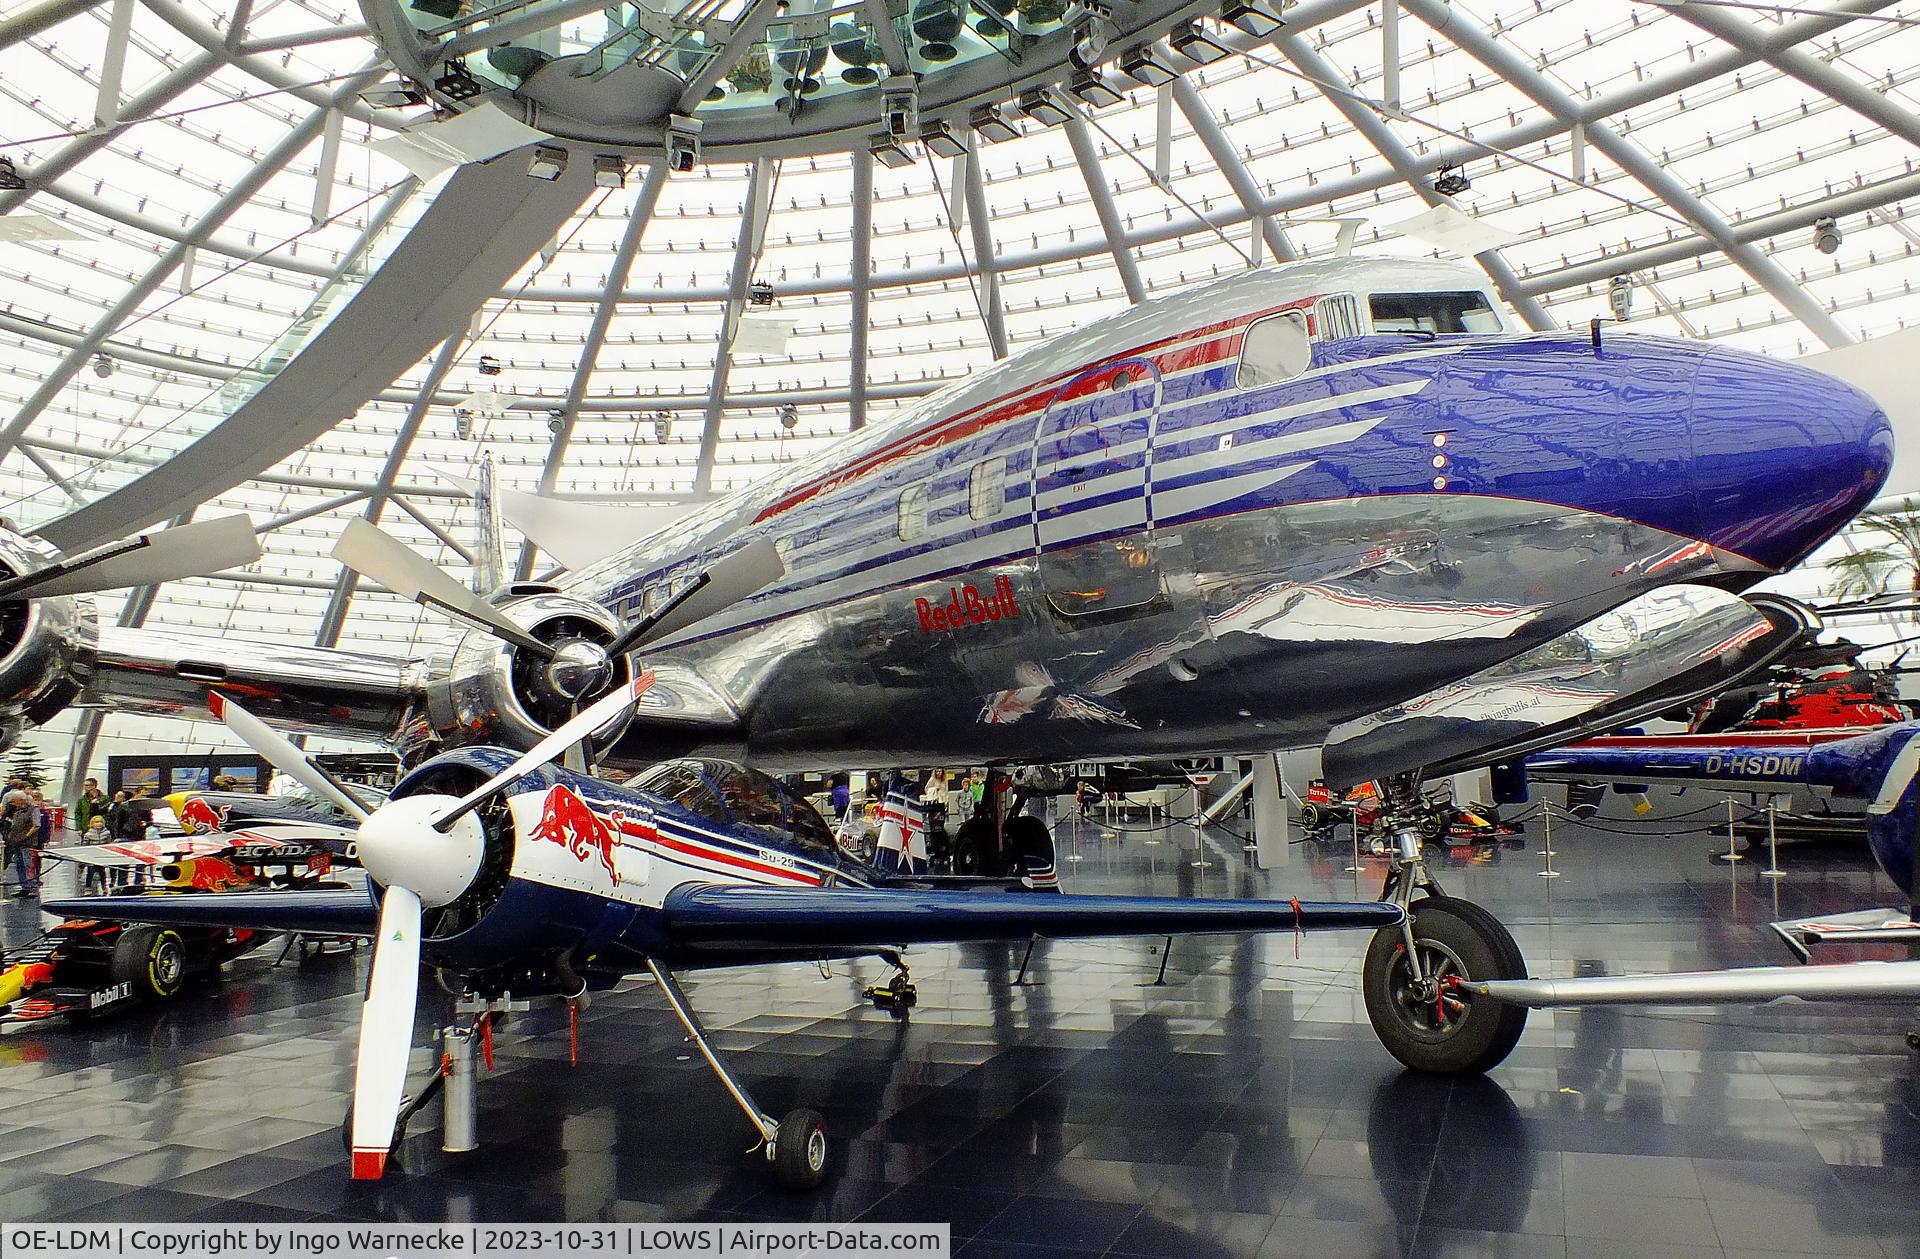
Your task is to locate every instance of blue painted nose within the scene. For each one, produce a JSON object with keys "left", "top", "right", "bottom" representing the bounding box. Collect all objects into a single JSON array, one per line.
[{"left": 1690, "top": 347, "right": 1893, "bottom": 572}]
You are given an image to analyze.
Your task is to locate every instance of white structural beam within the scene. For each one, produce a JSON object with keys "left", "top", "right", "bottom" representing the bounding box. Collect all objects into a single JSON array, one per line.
[
  {"left": 849, "top": 147, "right": 874, "bottom": 430},
  {"left": 1172, "top": 74, "right": 1299, "bottom": 264},
  {"left": 1273, "top": 29, "right": 1555, "bottom": 331},
  {"left": 0, "top": 0, "right": 100, "bottom": 49},
  {"left": 93, "top": 0, "right": 136, "bottom": 129},
  {"left": 693, "top": 158, "right": 773, "bottom": 495},
  {"left": 1398, "top": 0, "right": 1856, "bottom": 348},
  {"left": 1065, "top": 115, "right": 1147, "bottom": 304},
  {"left": 962, "top": 142, "right": 1009, "bottom": 359},
  {"left": 0, "top": 51, "right": 221, "bottom": 216},
  {"left": 0, "top": 67, "right": 386, "bottom": 460},
  {"left": 1668, "top": 1, "right": 1920, "bottom": 150}
]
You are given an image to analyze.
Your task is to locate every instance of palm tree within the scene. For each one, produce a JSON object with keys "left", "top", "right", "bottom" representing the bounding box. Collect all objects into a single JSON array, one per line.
[{"left": 1825, "top": 498, "right": 1920, "bottom": 598}]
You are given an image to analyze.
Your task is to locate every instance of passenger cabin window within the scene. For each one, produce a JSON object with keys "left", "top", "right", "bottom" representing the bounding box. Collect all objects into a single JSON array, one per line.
[
  {"left": 1238, "top": 311, "right": 1312, "bottom": 389},
  {"left": 1368, "top": 291, "right": 1503, "bottom": 334},
  {"left": 632, "top": 761, "right": 727, "bottom": 827},
  {"left": 969, "top": 458, "right": 1005, "bottom": 520},
  {"left": 898, "top": 483, "right": 929, "bottom": 542}
]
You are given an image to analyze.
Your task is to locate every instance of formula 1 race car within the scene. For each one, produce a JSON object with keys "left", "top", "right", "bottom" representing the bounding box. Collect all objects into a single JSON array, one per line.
[
  {"left": 0, "top": 845, "right": 359, "bottom": 1026},
  {"left": 1298, "top": 780, "right": 1524, "bottom": 847}
]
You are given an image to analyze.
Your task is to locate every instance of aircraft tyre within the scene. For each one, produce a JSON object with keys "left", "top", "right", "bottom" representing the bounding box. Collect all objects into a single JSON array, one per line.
[
  {"left": 772, "top": 1107, "right": 828, "bottom": 1190},
  {"left": 1362, "top": 897, "right": 1526, "bottom": 1075},
  {"left": 111, "top": 926, "right": 186, "bottom": 1001},
  {"left": 951, "top": 816, "right": 999, "bottom": 876}
]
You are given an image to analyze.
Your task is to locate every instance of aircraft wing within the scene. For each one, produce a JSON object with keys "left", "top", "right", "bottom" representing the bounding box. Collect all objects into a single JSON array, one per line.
[
  {"left": 658, "top": 884, "right": 1401, "bottom": 956},
  {"left": 40, "top": 889, "right": 377, "bottom": 935}
]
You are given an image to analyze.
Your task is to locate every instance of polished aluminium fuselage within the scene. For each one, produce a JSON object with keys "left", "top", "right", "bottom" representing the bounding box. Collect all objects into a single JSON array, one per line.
[
  {"left": 561, "top": 258, "right": 1892, "bottom": 773},
  {"left": 83, "top": 258, "right": 1891, "bottom": 779}
]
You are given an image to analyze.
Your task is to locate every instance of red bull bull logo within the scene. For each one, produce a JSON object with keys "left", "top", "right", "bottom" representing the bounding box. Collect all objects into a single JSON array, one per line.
[
  {"left": 179, "top": 797, "right": 223, "bottom": 832},
  {"left": 529, "top": 785, "right": 619, "bottom": 884}
]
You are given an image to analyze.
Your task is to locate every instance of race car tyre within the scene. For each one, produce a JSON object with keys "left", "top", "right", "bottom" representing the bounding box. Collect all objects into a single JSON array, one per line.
[
  {"left": 111, "top": 926, "right": 187, "bottom": 1001},
  {"left": 951, "top": 815, "right": 1002, "bottom": 877},
  {"left": 772, "top": 1108, "right": 828, "bottom": 1190},
  {"left": 1298, "top": 802, "right": 1323, "bottom": 832},
  {"left": 1362, "top": 897, "right": 1527, "bottom": 1076}
]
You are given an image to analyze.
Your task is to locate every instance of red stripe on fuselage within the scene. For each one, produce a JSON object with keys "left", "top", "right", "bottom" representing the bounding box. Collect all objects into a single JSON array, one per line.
[
  {"left": 754, "top": 298, "right": 1319, "bottom": 523},
  {"left": 610, "top": 815, "right": 821, "bottom": 886}
]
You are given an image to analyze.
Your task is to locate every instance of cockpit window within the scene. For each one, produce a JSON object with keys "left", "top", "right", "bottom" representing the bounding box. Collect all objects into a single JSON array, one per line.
[
  {"left": 706, "top": 762, "right": 787, "bottom": 835},
  {"left": 1238, "top": 311, "right": 1312, "bottom": 389},
  {"left": 1368, "top": 291, "right": 1503, "bottom": 334},
  {"left": 632, "top": 761, "right": 726, "bottom": 826}
]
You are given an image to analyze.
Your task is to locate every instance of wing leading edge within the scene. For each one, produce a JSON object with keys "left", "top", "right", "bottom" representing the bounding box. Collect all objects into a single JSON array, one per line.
[
  {"left": 41, "top": 889, "right": 378, "bottom": 936},
  {"left": 659, "top": 884, "right": 1402, "bottom": 954}
]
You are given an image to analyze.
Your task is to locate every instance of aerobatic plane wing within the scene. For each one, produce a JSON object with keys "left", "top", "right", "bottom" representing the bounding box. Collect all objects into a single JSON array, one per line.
[
  {"left": 658, "top": 884, "right": 1402, "bottom": 957},
  {"left": 1770, "top": 907, "right": 1920, "bottom": 962},
  {"left": 41, "top": 888, "right": 378, "bottom": 935}
]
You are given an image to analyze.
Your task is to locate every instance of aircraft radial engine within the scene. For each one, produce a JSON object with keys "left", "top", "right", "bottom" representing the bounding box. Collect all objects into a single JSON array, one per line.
[
  {"left": 425, "top": 589, "right": 638, "bottom": 760},
  {"left": 0, "top": 532, "right": 96, "bottom": 743}
]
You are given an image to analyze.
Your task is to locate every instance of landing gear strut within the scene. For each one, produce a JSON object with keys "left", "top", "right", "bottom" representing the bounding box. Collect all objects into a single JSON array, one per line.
[
  {"left": 1360, "top": 774, "right": 1528, "bottom": 1075},
  {"left": 646, "top": 958, "right": 828, "bottom": 1190}
]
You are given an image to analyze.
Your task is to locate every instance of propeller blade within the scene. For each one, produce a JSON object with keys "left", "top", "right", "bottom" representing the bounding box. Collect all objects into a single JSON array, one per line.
[
  {"left": 0, "top": 516, "right": 261, "bottom": 600},
  {"left": 207, "top": 692, "right": 373, "bottom": 822},
  {"left": 607, "top": 539, "right": 783, "bottom": 658},
  {"left": 432, "top": 670, "right": 655, "bottom": 832},
  {"left": 333, "top": 518, "right": 552, "bottom": 657},
  {"left": 350, "top": 885, "right": 422, "bottom": 1180}
]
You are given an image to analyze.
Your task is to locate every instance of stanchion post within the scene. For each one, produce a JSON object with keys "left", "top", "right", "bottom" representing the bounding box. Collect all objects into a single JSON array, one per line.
[
  {"left": 1762, "top": 797, "right": 1786, "bottom": 880},
  {"left": 1721, "top": 795, "right": 1746, "bottom": 863},
  {"left": 1538, "top": 803, "right": 1561, "bottom": 879}
]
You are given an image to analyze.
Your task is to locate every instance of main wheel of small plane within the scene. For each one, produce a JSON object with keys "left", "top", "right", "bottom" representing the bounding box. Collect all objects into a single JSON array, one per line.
[
  {"left": 111, "top": 926, "right": 186, "bottom": 1001},
  {"left": 1362, "top": 897, "right": 1527, "bottom": 1076},
  {"left": 951, "top": 816, "right": 999, "bottom": 876},
  {"left": 771, "top": 1107, "right": 828, "bottom": 1190},
  {"left": 1003, "top": 815, "right": 1059, "bottom": 891}
]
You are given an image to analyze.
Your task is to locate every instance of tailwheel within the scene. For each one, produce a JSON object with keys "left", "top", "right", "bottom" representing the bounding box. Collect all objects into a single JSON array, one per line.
[
  {"left": 771, "top": 1107, "right": 828, "bottom": 1190},
  {"left": 864, "top": 968, "right": 916, "bottom": 1017},
  {"left": 1363, "top": 897, "right": 1527, "bottom": 1075}
]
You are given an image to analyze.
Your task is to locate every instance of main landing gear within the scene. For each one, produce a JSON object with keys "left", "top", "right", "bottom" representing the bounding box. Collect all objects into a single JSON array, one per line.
[
  {"left": 646, "top": 959, "right": 828, "bottom": 1190},
  {"left": 1360, "top": 775, "right": 1529, "bottom": 1075}
]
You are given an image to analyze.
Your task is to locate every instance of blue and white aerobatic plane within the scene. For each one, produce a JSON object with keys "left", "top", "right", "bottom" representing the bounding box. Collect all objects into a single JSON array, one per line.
[{"left": 0, "top": 255, "right": 1906, "bottom": 1182}]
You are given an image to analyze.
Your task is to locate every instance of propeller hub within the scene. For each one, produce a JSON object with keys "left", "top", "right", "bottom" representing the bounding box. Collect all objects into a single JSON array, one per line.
[
  {"left": 545, "top": 639, "right": 614, "bottom": 701},
  {"left": 355, "top": 794, "right": 487, "bottom": 908}
]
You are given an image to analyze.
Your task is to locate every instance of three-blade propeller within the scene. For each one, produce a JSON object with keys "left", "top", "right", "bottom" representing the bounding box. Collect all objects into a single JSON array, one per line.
[{"left": 212, "top": 522, "right": 779, "bottom": 1180}]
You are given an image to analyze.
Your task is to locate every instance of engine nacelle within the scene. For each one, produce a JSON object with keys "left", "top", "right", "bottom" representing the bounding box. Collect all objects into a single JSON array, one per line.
[
  {"left": 423, "top": 591, "right": 635, "bottom": 756},
  {"left": 0, "top": 531, "right": 98, "bottom": 746}
]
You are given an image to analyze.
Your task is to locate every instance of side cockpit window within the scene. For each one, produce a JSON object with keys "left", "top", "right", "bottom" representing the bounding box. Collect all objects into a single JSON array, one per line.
[
  {"left": 1368, "top": 291, "right": 1503, "bottom": 334},
  {"left": 1238, "top": 311, "right": 1312, "bottom": 389}
]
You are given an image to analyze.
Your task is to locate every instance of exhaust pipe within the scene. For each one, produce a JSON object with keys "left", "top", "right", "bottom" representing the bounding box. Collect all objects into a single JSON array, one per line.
[{"left": 1471, "top": 959, "right": 1920, "bottom": 1008}]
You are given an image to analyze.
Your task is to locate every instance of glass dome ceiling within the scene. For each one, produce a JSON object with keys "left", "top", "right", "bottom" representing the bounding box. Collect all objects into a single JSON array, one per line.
[{"left": 2, "top": 0, "right": 1919, "bottom": 695}]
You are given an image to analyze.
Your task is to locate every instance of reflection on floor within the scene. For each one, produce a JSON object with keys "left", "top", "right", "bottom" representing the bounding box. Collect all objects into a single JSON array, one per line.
[{"left": 0, "top": 801, "right": 1915, "bottom": 1259}]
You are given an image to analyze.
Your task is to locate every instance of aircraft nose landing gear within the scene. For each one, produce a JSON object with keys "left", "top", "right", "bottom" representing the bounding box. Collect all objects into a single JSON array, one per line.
[{"left": 1360, "top": 777, "right": 1529, "bottom": 1075}]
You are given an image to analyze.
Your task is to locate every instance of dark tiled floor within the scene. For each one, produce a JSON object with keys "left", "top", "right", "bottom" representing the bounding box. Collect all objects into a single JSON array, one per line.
[{"left": 1, "top": 801, "right": 1915, "bottom": 1258}]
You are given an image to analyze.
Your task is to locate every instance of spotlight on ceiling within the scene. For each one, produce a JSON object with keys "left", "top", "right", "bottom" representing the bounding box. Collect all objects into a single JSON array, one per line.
[
  {"left": 1017, "top": 87, "right": 1075, "bottom": 127},
  {"left": 1068, "top": 0, "right": 1113, "bottom": 68},
  {"left": 882, "top": 73, "right": 919, "bottom": 140},
  {"left": 652, "top": 411, "right": 672, "bottom": 444},
  {"left": 1432, "top": 165, "right": 1470, "bottom": 197},
  {"left": 870, "top": 135, "right": 917, "bottom": 169},
  {"left": 1068, "top": 69, "right": 1124, "bottom": 109},
  {"left": 1607, "top": 275, "right": 1633, "bottom": 321},
  {"left": 747, "top": 278, "right": 776, "bottom": 309},
  {"left": 920, "top": 120, "right": 969, "bottom": 159},
  {"left": 91, "top": 354, "right": 114, "bottom": 379},
  {"left": 526, "top": 146, "right": 568, "bottom": 181},
  {"left": 970, "top": 104, "right": 1023, "bottom": 143},
  {"left": 1221, "top": 0, "right": 1286, "bottom": 37},
  {"left": 665, "top": 114, "right": 703, "bottom": 173},
  {"left": 432, "top": 58, "right": 486, "bottom": 102},
  {"left": 779, "top": 404, "right": 799, "bottom": 431},
  {"left": 1168, "top": 20, "right": 1231, "bottom": 65},
  {"left": 593, "top": 154, "right": 626, "bottom": 188},
  {"left": 1118, "top": 45, "right": 1178, "bottom": 86},
  {"left": 1814, "top": 215, "right": 1842, "bottom": 255}
]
